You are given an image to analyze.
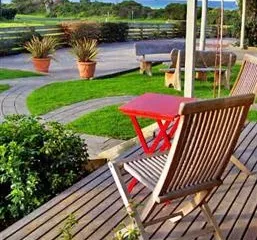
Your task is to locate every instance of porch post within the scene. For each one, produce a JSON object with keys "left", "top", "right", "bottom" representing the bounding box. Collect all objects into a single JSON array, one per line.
[
  {"left": 199, "top": 0, "right": 208, "bottom": 50},
  {"left": 184, "top": 0, "right": 197, "bottom": 97},
  {"left": 240, "top": 0, "right": 246, "bottom": 49}
]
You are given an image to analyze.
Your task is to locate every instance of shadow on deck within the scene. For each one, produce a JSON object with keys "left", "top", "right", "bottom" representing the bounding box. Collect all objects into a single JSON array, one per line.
[{"left": 1, "top": 122, "right": 257, "bottom": 240}]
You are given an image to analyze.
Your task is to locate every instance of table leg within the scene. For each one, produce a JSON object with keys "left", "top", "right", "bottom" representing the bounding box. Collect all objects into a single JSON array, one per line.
[
  {"left": 156, "top": 120, "right": 172, "bottom": 151},
  {"left": 130, "top": 116, "right": 174, "bottom": 154},
  {"left": 130, "top": 116, "right": 151, "bottom": 154},
  {"left": 128, "top": 178, "right": 138, "bottom": 193},
  {"left": 167, "top": 117, "right": 180, "bottom": 138}
]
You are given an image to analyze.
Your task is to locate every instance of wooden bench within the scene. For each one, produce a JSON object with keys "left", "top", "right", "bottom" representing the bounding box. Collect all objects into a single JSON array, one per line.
[
  {"left": 135, "top": 40, "right": 185, "bottom": 76},
  {"left": 161, "top": 49, "right": 237, "bottom": 91}
]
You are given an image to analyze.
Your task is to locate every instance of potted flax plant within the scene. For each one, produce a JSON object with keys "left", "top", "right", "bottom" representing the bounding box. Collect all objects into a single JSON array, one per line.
[
  {"left": 24, "top": 36, "right": 59, "bottom": 73},
  {"left": 71, "top": 38, "right": 98, "bottom": 79}
]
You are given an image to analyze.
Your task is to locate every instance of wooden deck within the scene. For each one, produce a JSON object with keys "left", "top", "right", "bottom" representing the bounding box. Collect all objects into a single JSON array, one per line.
[{"left": 1, "top": 122, "right": 257, "bottom": 240}]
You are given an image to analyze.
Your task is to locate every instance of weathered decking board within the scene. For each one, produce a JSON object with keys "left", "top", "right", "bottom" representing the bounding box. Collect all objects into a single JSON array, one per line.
[{"left": 1, "top": 122, "right": 257, "bottom": 240}]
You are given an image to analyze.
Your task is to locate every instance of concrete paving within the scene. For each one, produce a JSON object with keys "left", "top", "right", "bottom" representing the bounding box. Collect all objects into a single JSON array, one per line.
[{"left": 0, "top": 38, "right": 256, "bottom": 158}]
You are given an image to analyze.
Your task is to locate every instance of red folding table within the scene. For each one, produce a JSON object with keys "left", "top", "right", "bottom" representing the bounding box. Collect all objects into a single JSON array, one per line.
[{"left": 119, "top": 93, "right": 196, "bottom": 192}]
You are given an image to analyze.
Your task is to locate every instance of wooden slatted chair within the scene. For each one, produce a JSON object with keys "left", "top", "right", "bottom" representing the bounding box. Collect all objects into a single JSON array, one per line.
[
  {"left": 229, "top": 54, "right": 257, "bottom": 175},
  {"left": 230, "top": 54, "right": 257, "bottom": 97},
  {"left": 109, "top": 94, "right": 254, "bottom": 240}
]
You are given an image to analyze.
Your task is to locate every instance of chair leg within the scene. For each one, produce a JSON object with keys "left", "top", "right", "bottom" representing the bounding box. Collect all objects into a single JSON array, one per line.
[
  {"left": 201, "top": 202, "right": 225, "bottom": 240},
  {"left": 230, "top": 155, "right": 252, "bottom": 176},
  {"left": 169, "top": 190, "right": 209, "bottom": 223},
  {"left": 108, "top": 161, "right": 149, "bottom": 240}
]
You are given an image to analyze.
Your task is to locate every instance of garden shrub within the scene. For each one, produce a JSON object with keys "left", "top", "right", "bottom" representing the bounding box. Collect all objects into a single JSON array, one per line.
[
  {"left": 61, "top": 21, "right": 129, "bottom": 43},
  {"left": 100, "top": 22, "right": 128, "bottom": 42},
  {"left": 0, "top": 8, "right": 17, "bottom": 20},
  {"left": 0, "top": 115, "right": 88, "bottom": 231},
  {"left": 60, "top": 21, "right": 101, "bottom": 43},
  {"left": 17, "top": 27, "right": 42, "bottom": 47},
  {"left": 172, "top": 21, "right": 186, "bottom": 38},
  {"left": 165, "top": 3, "right": 187, "bottom": 20},
  {"left": 0, "top": 39, "right": 14, "bottom": 56}
]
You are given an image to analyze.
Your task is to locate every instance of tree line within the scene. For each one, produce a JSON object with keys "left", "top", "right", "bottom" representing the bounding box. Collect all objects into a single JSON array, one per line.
[
  {"left": 1, "top": 0, "right": 257, "bottom": 46},
  {"left": 5, "top": 0, "right": 238, "bottom": 25}
]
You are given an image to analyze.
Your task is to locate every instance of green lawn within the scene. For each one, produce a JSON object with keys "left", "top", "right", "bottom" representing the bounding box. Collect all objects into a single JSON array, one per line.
[
  {"left": 0, "top": 84, "right": 10, "bottom": 93},
  {"left": 0, "top": 14, "right": 179, "bottom": 27},
  {"left": 27, "top": 64, "right": 238, "bottom": 115},
  {"left": 67, "top": 104, "right": 154, "bottom": 140},
  {"left": 27, "top": 64, "right": 253, "bottom": 140},
  {"left": 0, "top": 68, "right": 42, "bottom": 80}
]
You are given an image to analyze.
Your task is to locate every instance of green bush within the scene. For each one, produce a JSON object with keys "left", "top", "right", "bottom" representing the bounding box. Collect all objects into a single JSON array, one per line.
[
  {"left": 61, "top": 21, "right": 129, "bottom": 43},
  {"left": 0, "top": 115, "right": 88, "bottom": 231},
  {"left": 165, "top": 3, "right": 187, "bottom": 20},
  {"left": 0, "top": 39, "right": 14, "bottom": 56},
  {"left": 17, "top": 27, "right": 42, "bottom": 47},
  {"left": 61, "top": 21, "right": 101, "bottom": 43},
  {"left": 100, "top": 22, "right": 129, "bottom": 42},
  {"left": 0, "top": 8, "right": 17, "bottom": 20}
]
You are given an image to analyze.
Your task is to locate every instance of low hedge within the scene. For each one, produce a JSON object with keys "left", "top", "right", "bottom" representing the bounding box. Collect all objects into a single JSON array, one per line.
[
  {"left": 0, "top": 115, "right": 88, "bottom": 231},
  {"left": 100, "top": 22, "right": 128, "bottom": 42},
  {"left": 0, "top": 8, "right": 17, "bottom": 20},
  {"left": 60, "top": 21, "right": 129, "bottom": 43}
]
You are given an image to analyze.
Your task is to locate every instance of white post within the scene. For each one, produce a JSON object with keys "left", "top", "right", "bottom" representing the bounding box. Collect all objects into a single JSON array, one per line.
[
  {"left": 199, "top": 0, "right": 208, "bottom": 50},
  {"left": 184, "top": 0, "right": 197, "bottom": 97},
  {"left": 240, "top": 0, "right": 246, "bottom": 49}
]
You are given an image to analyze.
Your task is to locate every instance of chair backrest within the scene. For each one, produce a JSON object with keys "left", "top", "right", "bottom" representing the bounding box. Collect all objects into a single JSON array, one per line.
[
  {"left": 230, "top": 54, "right": 257, "bottom": 97},
  {"left": 156, "top": 94, "right": 254, "bottom": 202},
  {"left": 170, "top": 50, "right": 236, "bottom": 68},
  {"left": 135, "top": 40, "right": 185, "bottom": 56}
]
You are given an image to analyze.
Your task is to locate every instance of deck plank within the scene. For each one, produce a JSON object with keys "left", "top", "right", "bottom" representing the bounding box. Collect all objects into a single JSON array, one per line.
[{"left": 1, "top": 123, "right": 257, "bottom": 240}]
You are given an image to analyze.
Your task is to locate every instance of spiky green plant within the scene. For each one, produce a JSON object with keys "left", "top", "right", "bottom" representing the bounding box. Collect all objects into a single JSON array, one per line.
[
  {"left": 59, "top": 214, "right": 78, "bottom": 240},
  {"left": 24, "top": 36, "right": 59, "bottom": 58},
  {"left": 71, "top": 38, "right": 98, "bottom": 62}
]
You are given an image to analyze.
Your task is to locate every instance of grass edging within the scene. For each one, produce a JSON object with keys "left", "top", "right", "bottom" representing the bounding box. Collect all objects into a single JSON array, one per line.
[{"left": 98, "top": 122, "right": 158, "bottom": 160}]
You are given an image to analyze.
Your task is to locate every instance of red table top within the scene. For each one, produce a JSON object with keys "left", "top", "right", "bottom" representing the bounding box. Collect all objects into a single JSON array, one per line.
[{"left": 119, "top": 93, "right": 196, "bottom": 120}]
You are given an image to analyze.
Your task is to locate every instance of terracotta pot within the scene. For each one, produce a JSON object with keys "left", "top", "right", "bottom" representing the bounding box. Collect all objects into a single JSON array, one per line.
[
  {"left": 77, "top": 61, "right": 96, "bottom": 79},
  {"left": 32, "top": 57, "right": 51, "bottom": 73}
]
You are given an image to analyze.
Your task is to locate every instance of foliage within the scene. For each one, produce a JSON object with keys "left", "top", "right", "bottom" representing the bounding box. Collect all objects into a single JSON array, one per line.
[
  {"left": 208, "top": 8, "right": 240, "bottom": 26},
  {"left": 245, "top": 0, "right": 257, "bottom": 46},
  {"left": 164, "top": 3, "right": 187, "bottom": 20},
  {"left": 172, "top": 21, "right": 186, "bottom": 38},
  {"left": 61, "top": 21, "right": 101, "bottom": 43},
  {"left": 18, "top": 27, "right": 42, "bottom": 47},
  {"left": 61, "top": 21, "right": 128, "bottom": 43},
  {"left": 0, "top": 115, "right": 88, "bottom": 231},
  {"left": 11, "top": 0, "right": 44, "bottom": 14},
  {"left": 113, "top": 0, "right": 149, "bottom": 19},
  {"left": 100, "top": 22, "right": 129, "bottom": 42},
  {"left": 0, "top": 38, "right": 14, "bottom": 56},
  {"left": 0, "top": 8, "right": 17, "bottom": 20},
  {"left": 113, "top": 223, "right": 140, "bottom": 240},
  {"left": 9, "top": 0, "right": 239, "bottom": 27},
  {"left": 113, "top": 202, "right": 141, "bottom": 240},
  {"left": 24, "top": 35, "right": 59, "bottom": 58},
  {"left": 11, "top": 0, "right": 61, "bottom": 16},
  {"left": 71, "top": 38, "right": 98, "bottom": 62},
  {"left": 236, "top": 0, "right": 257, "bottom": 46},
  {"left": 59, "top": 214, "right": 78, "bottom": 240}
]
